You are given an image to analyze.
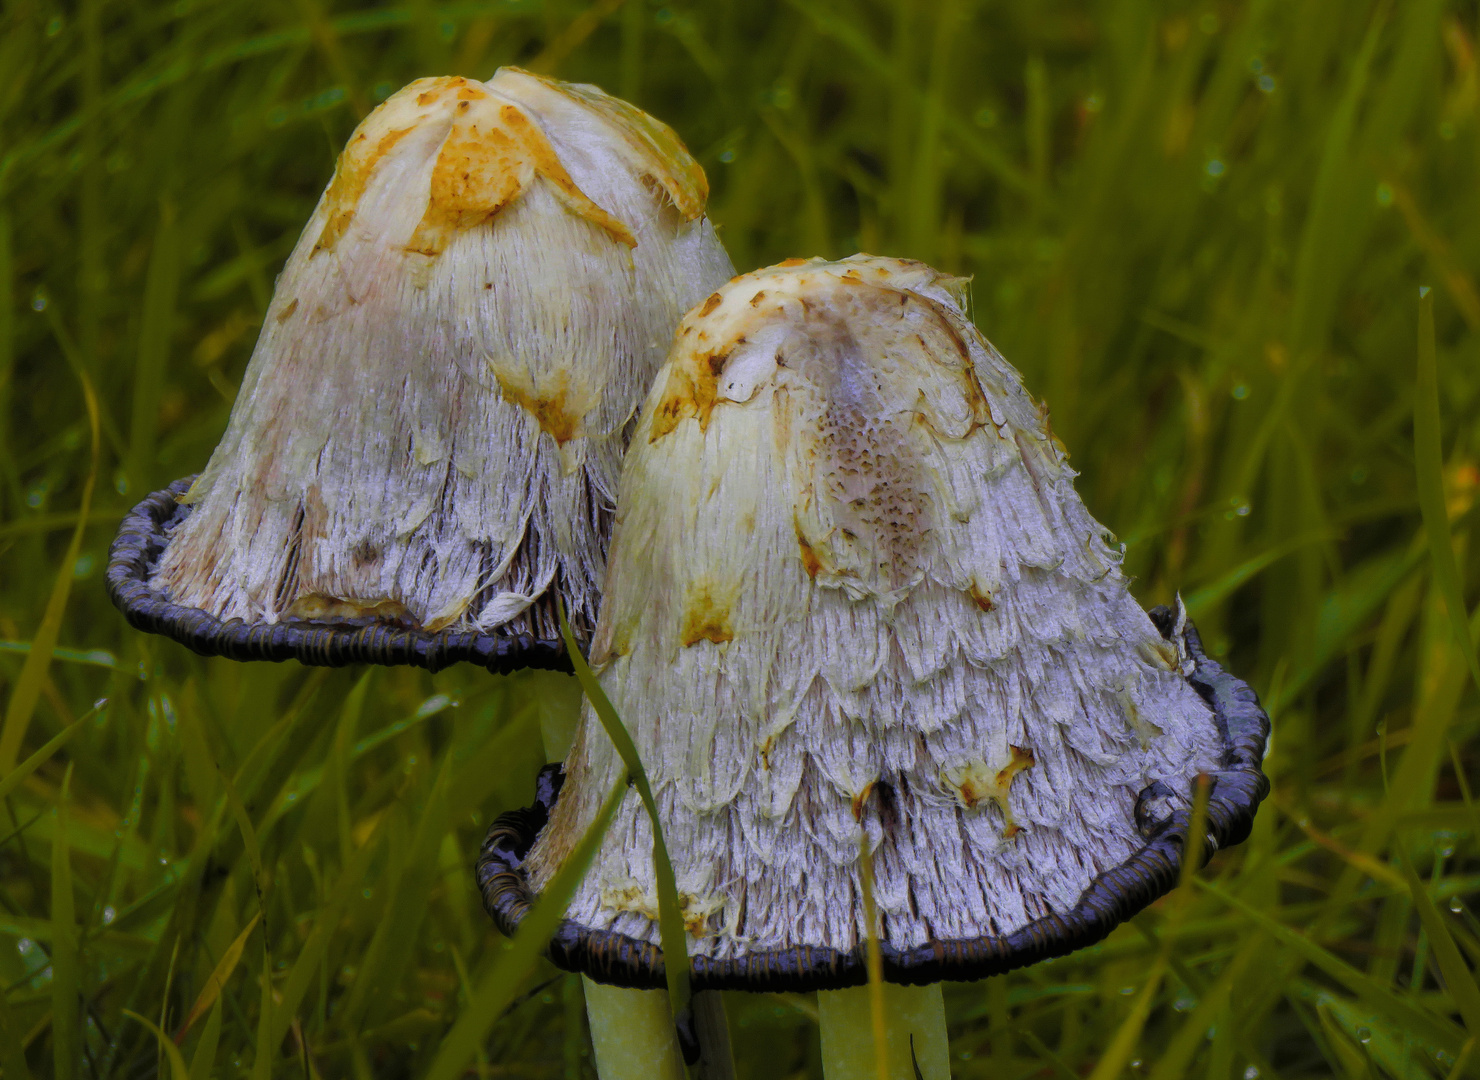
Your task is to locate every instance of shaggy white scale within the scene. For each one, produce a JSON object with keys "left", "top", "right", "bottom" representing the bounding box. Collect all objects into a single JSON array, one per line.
[
  {"left": 153, "top": 69, "right": 734, "bottom": 639},
  {"left": 525, "top": 255, "right": 1226, "bottom": 959}
]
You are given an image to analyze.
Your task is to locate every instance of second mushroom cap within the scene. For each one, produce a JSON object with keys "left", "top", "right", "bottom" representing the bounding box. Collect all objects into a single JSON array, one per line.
[{"left": 485, "top": 254, "right": 1269, "bottom": 989}]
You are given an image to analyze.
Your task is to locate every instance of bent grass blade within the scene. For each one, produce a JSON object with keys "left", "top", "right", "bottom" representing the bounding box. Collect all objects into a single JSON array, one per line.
[
  {"left": 422, "top": 772, "right": 628, "bottom": 1080},
  {"left": 557, "top": 602, "right": 695, "bottom": 1045}
]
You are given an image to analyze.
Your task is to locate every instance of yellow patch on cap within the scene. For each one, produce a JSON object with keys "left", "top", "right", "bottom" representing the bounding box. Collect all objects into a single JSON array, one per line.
[
  {"left": 492, "top": 367, "right": 587, "bottom": 446},
  {"left": 943, "top": 745, "right": 1036, "bottom": 837},
  {"left": 516, "top": 67, "right": 709, "bottom": 221},
  {"left": 309, "top": 74, "right": 641, "bottom": 259},
  {"left": 680, "top": 579, "right": 735, "bottom": 647}
]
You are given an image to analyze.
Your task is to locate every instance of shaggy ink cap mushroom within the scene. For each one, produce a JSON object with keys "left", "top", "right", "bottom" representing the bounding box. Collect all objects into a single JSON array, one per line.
[
  {"left": 478, "top": 255, "right": 1271, "bottom": 990},
  {"left": 107, "top": 70, "right": 735, "bottom": 674}
]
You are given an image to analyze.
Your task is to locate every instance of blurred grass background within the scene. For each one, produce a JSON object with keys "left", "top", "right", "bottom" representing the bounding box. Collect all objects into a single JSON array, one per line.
[{"left": 1, "top": 0, "right": 1479, "bottom": 1076}]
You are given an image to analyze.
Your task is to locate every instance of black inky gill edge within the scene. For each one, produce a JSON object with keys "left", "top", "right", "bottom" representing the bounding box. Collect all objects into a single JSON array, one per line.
[
  {"left": 105, "top": 478, "right": 572, "bottom": 676},
  {"left": 474, "top": 610, "right": 1272, "bottom": 992}
]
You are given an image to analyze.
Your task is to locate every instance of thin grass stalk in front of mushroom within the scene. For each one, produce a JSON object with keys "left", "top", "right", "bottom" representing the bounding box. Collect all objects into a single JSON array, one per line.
[
  {"left": 560, "top": 603, "right": 732, "bottom": 1079},
  {"left": 814, "top": 836, "right": 951, "bottom": 1080},
  {"left": 425, "top": 768, "right": 629, "bottom": 1080},
  {"left": 529, "top": 665, "right": 687, "bottom": 1080}
]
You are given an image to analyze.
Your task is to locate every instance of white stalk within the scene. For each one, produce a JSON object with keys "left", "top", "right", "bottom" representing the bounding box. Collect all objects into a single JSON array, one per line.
[
  {"left": 818, "top": 984, "right": 951, "bottom": 1080},
  {"left": 583, "top": 979, "right": 686, "bottom": 1080}
]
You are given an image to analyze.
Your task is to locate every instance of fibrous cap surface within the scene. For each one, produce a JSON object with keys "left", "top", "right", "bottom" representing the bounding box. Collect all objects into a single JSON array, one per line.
[
  {"left": 149, "top": 70, "right": 733, "bottom": 644},
  {"left": 524, "top": 255, "right": 1230, "bottom": 968}
]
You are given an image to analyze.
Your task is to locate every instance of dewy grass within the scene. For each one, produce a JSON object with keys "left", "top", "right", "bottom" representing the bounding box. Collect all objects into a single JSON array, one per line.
[{"left": 2, "top": 1, "right": 1479, "bottom": 1077}]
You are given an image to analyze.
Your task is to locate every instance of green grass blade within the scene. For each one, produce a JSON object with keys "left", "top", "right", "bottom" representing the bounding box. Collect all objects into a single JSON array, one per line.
[
  {"left": 557, "top": 604, "right": 694, "bottom": 1032},
  {"left": 270, "top": 825, "right": 382, "bottom": 1048},
  {"left": 785, "top": 0, "right": 1032, "bottom": 196},
  {"left": 179, "top": 912, "right": 260, "bottom": 1039},
  {"left": 0, "top": 706, "right": 99, "bottom": 804},
  {"left": 0, "top": 366, "right": 99, "bottom": 774},
  {"left": 123, "top": 1010, "right": 192, "bottom": 1080},
  {"left": 0, "top": 985, "right": 33, "bottom": 1080},
  {"left": 421, "top": 771, "right": 628, "bottom": 1080},
  {"left": 338, "top": 748, "right": 454, "bottom": 1029},
  {"left": 217, "top": 760, "right": 266, "bottom": 896},
  {"left": 1087, "top": 956, "right": 1168, "bottom": 1080},
  {"left": 187, "top": 997, "right": 224, "bottom": 1080},
  {"left": 50, "top": 764, "right": 78, "bottom": 1080},
  {"left": 1414, "top": 285, "right": 1480, "bottom": 695},
  {"left": 1148, "top": 935, "right": 1263, "bottom": 1080},
  {"left": 1200, "top": 878, "right": 1467, "bottom": 1054},
  {"left": 252, "top": 920, "right": 275, "bottom": 1080},
  {"left": 127, "top": 201, "right": 180, "bottom": 490},
  {"left": 1398, "top": 848, "right": 1480, "bottom": 1036}
]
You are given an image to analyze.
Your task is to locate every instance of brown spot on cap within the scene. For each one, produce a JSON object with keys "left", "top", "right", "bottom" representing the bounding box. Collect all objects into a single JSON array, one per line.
[
  {"left": 698, "top": 292, "right": 723, "bottom": 317},
  {"left": 797, "top": 531, "right": 823, "bottom": 579},
  {"left": 351, "top": 539, "right": 380, "bottom": 567},
  {"left": 681, "top": 581, "right": 734, "bottom": 646},
  {"left": 998, "top": 745, "right": 1035, "bottom": 787},
  {"left": 311, "top": 76, "right": 646, "bottom": 260},
  {"left": 967, "top": 581, "right": 994, "bottom": 612},
  {"left": 647, "top": 352, "right": 726, "bottom": 441},
  {"left": 494, "top": 368, "right": 583, "bottom": 445},
  {"left": 945, "top": 745, "right": 1035, "bottom": 836}
]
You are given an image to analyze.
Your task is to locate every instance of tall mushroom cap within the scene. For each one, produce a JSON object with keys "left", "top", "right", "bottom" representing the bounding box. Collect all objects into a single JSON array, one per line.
[
  {"left": 479, "top": 255, "right": 1270, "bottom": 988},
  {"left": 107, "top": 69, "right": 734, "bottom": 671}
]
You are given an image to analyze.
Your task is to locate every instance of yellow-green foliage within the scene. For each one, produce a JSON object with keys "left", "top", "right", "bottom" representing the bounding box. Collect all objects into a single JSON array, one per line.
[{"left": 2, "top": 1, "right": 1478, "bottom": 1077}]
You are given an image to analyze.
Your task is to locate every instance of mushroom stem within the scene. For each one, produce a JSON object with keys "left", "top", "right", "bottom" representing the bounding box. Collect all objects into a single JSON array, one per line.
[
  {"left": 582, "top": 981, "right": 737, "bottom": 1080},
  {"left": 817, "top": 984, "right": 951, "bottom": 1080},
  {"left": 582, "top": 979, "right": 686, "bottom": 1080}
]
